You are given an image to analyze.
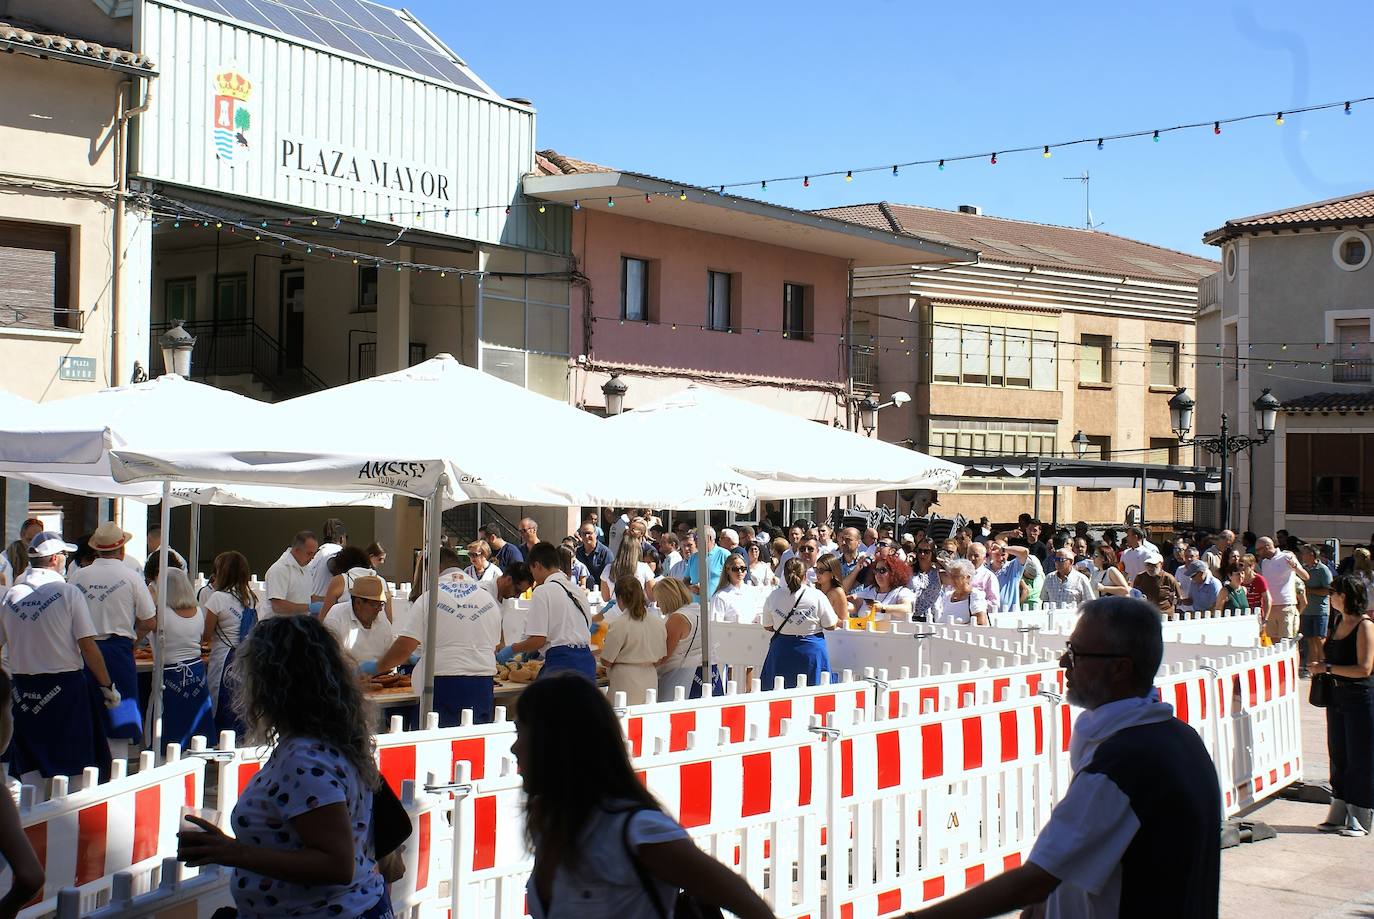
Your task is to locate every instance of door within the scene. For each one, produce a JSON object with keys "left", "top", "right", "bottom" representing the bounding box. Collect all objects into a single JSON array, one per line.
[{"left": 279, "top": 269, "right": 305, "bottom": 370}]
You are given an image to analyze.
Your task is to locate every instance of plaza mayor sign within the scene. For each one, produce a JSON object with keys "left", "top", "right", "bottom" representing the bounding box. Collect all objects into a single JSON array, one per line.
[{"left": 279, "top": 135, "right": 454, "bottom": 206}]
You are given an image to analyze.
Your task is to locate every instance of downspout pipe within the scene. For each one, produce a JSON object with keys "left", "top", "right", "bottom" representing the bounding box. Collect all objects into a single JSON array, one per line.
[{"left": 111, "top": 76, "right": 154, "bottom": 386}]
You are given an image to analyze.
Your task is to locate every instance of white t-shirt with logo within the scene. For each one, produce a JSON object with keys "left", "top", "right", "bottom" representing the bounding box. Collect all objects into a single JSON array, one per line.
[
  {"left": 67, "top": 557, "right": 156, "bottom": 640},
  {"left": 161, "top": 604, "right": 206, "bottom": 663},
  {"left": 401, "top": 571, "right": 502, "bottom": 676},
  {"left": 763, "top": 584, "right": 838, "bottom": 635},
  {"left": 0, "top": 567, "right": 97, "bottom": 673}
]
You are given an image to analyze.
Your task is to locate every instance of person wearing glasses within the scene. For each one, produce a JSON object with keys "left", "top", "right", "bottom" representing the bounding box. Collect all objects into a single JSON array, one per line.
[
  {"left": 850, "top": 555, "right": 915, "bottom": 624},
  {"left": 904, "top": 597, "right": 1220, "bottom": 918},
  {"left": 575, "top": 525, "right": 613, "bottom": 587},
  {"left": 932, "top": 559, "right": 988, "bottom": 626},
  {"left": 761, "top": 559, "right": 838, "bottom": 690},
  {"left": 908, "top": 541, "right": 943, "bottom": 621},
  {"left": 793, "top": 538, "right": 822, "bottom": 586},
  {"left": 710, "top": 556, "right": 754, "bottom": 623},
  {"left": 1089, "top": 545, "right": 1132, "bottom": 598}
]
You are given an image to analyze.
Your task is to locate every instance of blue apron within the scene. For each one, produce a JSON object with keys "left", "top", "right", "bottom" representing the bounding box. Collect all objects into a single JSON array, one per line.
[
  {"left": 539, "top": 644, "right": 596, "bottom": 681},
  {"left": 92, "top": 635, "right": 144, "bottom": 741},
  {"left": 690, "top": 664, "right": 724, "bottom": 699},
  {"left": 163, "top": 658, "right": 215, "bottom": 750},
  {"left": 214, "top": 605, "right": 257, "bottom": 738},
  {"left": 433, "top": 675, "right": 495, "bottom": 727},
  {"left": 10, "top": 671, "right": 111, "bottom": 779},
  {"left": 761, "top": 633, "right": 830, "bottom": 691}
]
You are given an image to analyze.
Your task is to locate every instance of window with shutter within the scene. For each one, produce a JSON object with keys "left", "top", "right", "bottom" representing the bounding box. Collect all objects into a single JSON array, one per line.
[{"left": 0, "top": 219, "right": 74, "bottom": 330}]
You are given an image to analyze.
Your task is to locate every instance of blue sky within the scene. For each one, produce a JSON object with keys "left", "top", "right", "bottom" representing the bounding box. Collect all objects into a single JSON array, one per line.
[{"left": 412, "top": 0, "right": 1372, "bottom": 257}]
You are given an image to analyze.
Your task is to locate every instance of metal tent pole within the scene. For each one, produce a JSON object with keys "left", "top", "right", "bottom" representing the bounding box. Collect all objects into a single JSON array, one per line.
[
  {"left": 420, "top": 476, "right": 447, "bottom": 720},
  {"left": 188, "top": 503, "right": 202, "bottom": 582},
  {"left": 1033, "top": 457, "right": 1042, "bottom": 520},
  {"left": 1140, "top": 466, "right": 1148, "bottom": 530},
  {"left": 697, "top": 508, "right": 712, "bottom": 695},
  {"left": 145, "top": 481, "right": 172, "bottom": 754}
]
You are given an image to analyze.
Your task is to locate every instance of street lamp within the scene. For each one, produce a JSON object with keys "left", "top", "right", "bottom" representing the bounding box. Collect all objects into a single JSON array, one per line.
[
  {"left": 1168, "top": 386, "right": 1281, "bottom": 531},
  {"left": 159, "top": 320, "right": 196, "bottom": 377},
  {"left": 601, "top": 372, "right": 627, "bottom": 416},
  {"left": 1071, "top": 430, "right": 1090, "bottom": 459},
  {"left": 856, "top": 391, "right": 910, "bottom": 434}
]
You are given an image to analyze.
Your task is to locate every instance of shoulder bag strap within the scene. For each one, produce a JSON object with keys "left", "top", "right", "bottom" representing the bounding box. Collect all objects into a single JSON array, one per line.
[
  {"left": 619, "top": 806, "right": 670, "bottom": 919},
  {"left": 551, "top": 580, "right": 591, "bottom": 626},
  {"left": 769, "top": 592, "right": 806, "bottom": 647}
]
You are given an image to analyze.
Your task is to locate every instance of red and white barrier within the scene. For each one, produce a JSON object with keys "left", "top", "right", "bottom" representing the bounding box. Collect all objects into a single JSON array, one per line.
[
  {"left": 621, "top": 670, "right": 870, "bottom": 758},
  {"left": 11, "top": 747, "right": 202, "bottom": 918}
]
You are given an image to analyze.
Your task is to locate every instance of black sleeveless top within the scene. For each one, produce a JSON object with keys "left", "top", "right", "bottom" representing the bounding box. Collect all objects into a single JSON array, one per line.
[{"left": 1324, "top": 614, "right": 1374, "bottom": 686}]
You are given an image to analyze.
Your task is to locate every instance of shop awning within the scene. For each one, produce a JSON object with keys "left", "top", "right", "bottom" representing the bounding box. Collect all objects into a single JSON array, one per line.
[{"left": 939, "top": 455, "right": 1221, "bottom": 492}]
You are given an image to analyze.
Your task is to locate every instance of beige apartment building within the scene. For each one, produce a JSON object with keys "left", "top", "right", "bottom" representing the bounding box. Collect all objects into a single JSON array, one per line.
[
  {"left": 818, "top": 202, "right": 1216, "bottom": 527},
  {"left": 0, "top": 5, "right": 155, "bottom": 544}
]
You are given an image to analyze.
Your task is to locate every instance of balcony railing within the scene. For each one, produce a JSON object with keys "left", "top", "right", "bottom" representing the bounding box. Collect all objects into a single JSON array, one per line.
[
  {"left": 0, "top": 303, "right": 85, "bottom": 332},
  {"left": 1288, "top": 491, "right": 1374, "bottom": 517},
  {"left": 150, "top": 318, "right": 326, "bottom": 399},
  {"left": 1197, "top": 271, "right": 1221, "bottom": 311},
  {"left": 1333, "top": 359, "right": 1373, "bottom": 383}
]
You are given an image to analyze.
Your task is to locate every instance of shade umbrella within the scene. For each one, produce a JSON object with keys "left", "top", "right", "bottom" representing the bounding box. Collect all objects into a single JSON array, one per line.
[
  {"left": 604, "top": 385, "right": 963, "bottom": 497},
  {"left": 110, "top": 355, "right": 757, "bottom": 716}
]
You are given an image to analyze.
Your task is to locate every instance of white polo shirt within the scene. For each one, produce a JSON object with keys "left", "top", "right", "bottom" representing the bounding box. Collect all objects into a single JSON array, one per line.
[
  {"left": 524, "top": 570, "right": 592, "bottom": 652},
  {"left": 324, "top": 600, "right": 397, "bottom": 665},
  {"left": 264, "top": 548, "right": 313, "bottom": 618},
  {"left": 1121, "top": 546, "right": 1151, "bottom": 583},
  {"left": 401, "top": 570, "right": 502, "bottom": 676},
  {"left": 68, "top": 557, "right": 156, "bottom": 640},
  {"left": 0, "top": 566, "right": 97, "bottom": 673}
]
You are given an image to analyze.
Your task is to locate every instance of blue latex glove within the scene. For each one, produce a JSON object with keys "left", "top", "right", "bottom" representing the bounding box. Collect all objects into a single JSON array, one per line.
[
  {"left": 359, "top": 659, "right": 379, "bottom": 676},
  {"left": 407, "top": 650, "right": 421, "bottom": 667},
  {"left": 495, "top": 645, "right": 517, "bottom": 664},
  {"left": 308, "top": 600, "right": 324, "bottom": 615},
  {"left": 589, "top": 620, "right": 600, "bottom": 635}
]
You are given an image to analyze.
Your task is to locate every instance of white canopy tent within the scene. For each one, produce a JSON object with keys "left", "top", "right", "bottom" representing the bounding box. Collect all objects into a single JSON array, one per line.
[
  {"left": 110, "top": 355, "right": 757, "bottom": 717},
  {"left": 604, "top": 385, "right": 963, "bottom": 498},
  {"left": 0, "top": 379, "right": 396, "bottom": 751},
  {"left": 605, "top": 385, "right": 964, "bottom": 682}
]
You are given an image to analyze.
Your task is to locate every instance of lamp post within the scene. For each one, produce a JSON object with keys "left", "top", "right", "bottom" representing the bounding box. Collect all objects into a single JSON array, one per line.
[
  {"left": 601, "top": 372, "right": 627, "bottom": 416},
  {"left": 1168, "top": 386, "right": 1280, "bottom": 531},
  {"left": 1071, "top": 430, "right": 1090, "bottom": 459},
  {"left": 159, "top": 320, "right": 196, "bottom": 377},
  {"left": 855, "top": 390, "right": 910, "bottom": 435}
]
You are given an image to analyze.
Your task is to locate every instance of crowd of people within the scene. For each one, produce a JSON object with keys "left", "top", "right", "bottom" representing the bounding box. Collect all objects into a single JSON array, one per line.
[{"left": 0, "top": 506, "right": 1371, "bottom": 917}]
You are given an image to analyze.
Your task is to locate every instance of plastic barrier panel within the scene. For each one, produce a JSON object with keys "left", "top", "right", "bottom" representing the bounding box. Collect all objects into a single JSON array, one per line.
[
  {"left": 621, "top": 669, "right": 869, "bottom": 758},
  {"left": 12, "top": 747, "right": 202, "bottom": 918},
  {"left": 1217, "top": 645, "right": 1303, "bottom": 815},
  {"left": 825, "top": 690, "right": 1055, "bottom": 919}
]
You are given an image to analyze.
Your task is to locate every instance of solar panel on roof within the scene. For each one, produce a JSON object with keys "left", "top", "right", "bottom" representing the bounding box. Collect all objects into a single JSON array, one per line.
[{"left": 175, "top": 0, "right": 488, "bottom": 93}]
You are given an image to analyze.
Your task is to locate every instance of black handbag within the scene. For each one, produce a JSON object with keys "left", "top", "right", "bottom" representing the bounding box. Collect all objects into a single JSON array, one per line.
[
  {"left": 620, "top": 806, "right": 724, "bottom": 919},
  {"left": 1310, "top": 672, "right": 1334, "bottom": 708}
]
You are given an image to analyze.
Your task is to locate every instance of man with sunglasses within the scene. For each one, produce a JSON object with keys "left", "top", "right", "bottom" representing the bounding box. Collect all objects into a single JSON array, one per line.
[{"left": 904, "top": 597, "right": 1219, "bottom": 919}]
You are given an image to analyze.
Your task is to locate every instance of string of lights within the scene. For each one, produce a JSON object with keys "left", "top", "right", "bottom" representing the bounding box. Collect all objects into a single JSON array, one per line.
[{"left": 137, "top": 93, "right": 1371, "bottom": 228}]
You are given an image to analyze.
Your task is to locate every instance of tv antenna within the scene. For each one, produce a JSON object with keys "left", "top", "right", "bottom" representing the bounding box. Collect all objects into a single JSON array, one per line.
[{"left": 1063, "top": 171, "right": 1103, "bottom": 229}]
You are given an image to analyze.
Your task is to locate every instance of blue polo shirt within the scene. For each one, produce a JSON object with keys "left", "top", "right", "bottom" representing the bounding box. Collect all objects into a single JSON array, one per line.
[
  {"left": 684, "top": 546, "right": 731, "bottom": 598},
  {"left": 996, "top": 558, "right": 1025, "bottom": 612},
  {"left": 575, "top": 542, "right": 613, "bottom": 586}
]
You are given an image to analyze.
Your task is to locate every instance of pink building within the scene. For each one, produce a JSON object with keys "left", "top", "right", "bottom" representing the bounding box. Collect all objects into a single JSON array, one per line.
[{"left": 524, "top": 151, "right": 974, "bottom": 524}]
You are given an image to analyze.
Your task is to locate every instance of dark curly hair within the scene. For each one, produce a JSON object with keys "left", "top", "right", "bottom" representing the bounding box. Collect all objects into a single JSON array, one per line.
[{"left": 231, "top": 615, "right": 378, "bottom": 788}]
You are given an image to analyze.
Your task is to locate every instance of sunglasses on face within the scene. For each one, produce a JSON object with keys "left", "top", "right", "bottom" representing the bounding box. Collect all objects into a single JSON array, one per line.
[
  {"left": 873, "top": 567, "right": 891, "bottom": 574},
  {"left": 726, "top": 565, "right": 747, "bottom": 573}
]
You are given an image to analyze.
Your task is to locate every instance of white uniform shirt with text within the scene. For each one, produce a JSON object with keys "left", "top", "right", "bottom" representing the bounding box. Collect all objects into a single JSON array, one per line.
[
  {"left": 67, "top": 557, "right": 155, "bottom": 639},
  {"left": 0, "top": 567, "right": 97, "bottom": 673},
  {"left": 401, "top": 570, "right": 502, "bottom": 676}
]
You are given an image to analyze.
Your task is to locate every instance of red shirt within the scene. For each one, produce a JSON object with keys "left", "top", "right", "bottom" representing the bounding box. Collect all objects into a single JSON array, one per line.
[{"left": 1244, "top": 574, "right": 1269, "bottom": 609}]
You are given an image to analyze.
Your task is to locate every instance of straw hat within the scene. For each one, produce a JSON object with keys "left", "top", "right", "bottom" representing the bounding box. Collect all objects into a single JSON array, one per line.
[
  {"left": 349, "top": 575, "right": 387, "bottom": 603},
  {"left": 90, "top": 521, "right": 132, "bottom": 552}
]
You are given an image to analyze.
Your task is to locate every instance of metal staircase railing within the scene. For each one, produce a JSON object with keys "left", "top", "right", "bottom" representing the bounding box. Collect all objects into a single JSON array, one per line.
[{"left": 151, "top": 319, "right": 327, "bottom": 399}]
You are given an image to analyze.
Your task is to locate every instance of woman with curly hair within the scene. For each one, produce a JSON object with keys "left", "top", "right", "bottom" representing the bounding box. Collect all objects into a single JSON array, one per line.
[{"left": 177, "top": 615, "right": 391, "bottom": 918}]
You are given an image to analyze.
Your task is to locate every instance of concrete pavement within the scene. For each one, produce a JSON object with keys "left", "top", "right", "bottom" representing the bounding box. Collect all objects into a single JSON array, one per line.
[{"left": 1220, "top": 691, "right": 1372, "bottom": 918}]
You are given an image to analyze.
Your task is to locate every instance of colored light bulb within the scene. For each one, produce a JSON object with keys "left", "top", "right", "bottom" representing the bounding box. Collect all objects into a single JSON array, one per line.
[
  {"left": 990, "top": 153, "right": 997, "bottom": 165},
  {"left": 938, "top": 159, "right": 944, "bottom": 171},
  {"left": 803, "top": 176, "right": 810, "bottom": 187},
  {"left": 1213, "top": 121, "right": 1221, "bottom": 135},
  {"left": 1043, "top": 145, "right": 1051, "bottom": 158},
  {"left": 845, "top": 170, "right": 853, "bottom": 182},
  {"left": 1152, "top": 130, "right": 1159, "bottom": 142},
  {"left": 1096, "top": 138, "right": 1104, "bottom": 150},
  {"left": 1275, "top": 112, "right": 1284, "bottom": 125}
]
